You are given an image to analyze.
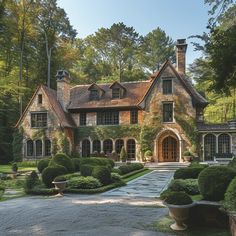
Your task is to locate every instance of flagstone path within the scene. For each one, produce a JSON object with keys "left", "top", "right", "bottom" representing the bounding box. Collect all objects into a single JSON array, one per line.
[{"left": 103, "top": 170, "right": 174, "bottom": 198}]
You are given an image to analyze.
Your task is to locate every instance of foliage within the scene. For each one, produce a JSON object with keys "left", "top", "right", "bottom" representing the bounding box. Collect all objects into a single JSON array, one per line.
[
  {"left": 12, "top": 129, "right": 23, "bottom": 162},
  {"left": 118, "top": 163, "right": 144, "bottom": 175},
  {"left": 17, "top": 161, "right": 37, "bottom": 168},
  {"left": 37, "top": 158, "right": 51, "bottom": 173},
  {"left": 53, "top": 176, "right": 67, "bottom": 182},
  {"left": 41, "top": 164, "right": 67, "bottom": 188},
  {"left": 174, "top": 167, "right": 205, "bottom": 179},
  {"left": 11, "top": 163, "right": 18, "bottom": 172},
  {"left": 198, "top": 166, "right": 236, "bottom": 201},
  {"left": 24, "top": 171, "right": 39, "bottom": 191},
  {"left": 61, "top": 173, "right": 81, "bottom": 180},
  {"left": 71, "top": 158, "right": 80, "bottom": 171},
  {"left": 189, "top": 162, "right": 208, "bottom": 168},
  {"left": 68, "top": 176, "right": 102, "bottom": 189},
  {"left": 111, "top": 173, "right": 122, "bottom": 182},
  {"left": 228, "top": 157, "right": 236, "bottom": 170},
  {"left": 49, "top": 153, "right": 74, "bottom": 173},
  {"left": 92, "top": 166, "right": 111, "bottom": 185},
  {"left": 120, "top": 146, "right": 127, "bottom": 162},
  {"left": 144, "top": 150, "right": 152, "bottom": 157},
  {"left": 224, "top": 176, "right": 236, "bottom": 211},
  {"left": 80, "top": 164, "right": 94, "bottom": 177},
  {"left": 168, "top": 179, "right": 199, "bottom": 195},
  {"left": 80, "top": 157, "right": 114, "bottom": 168},
  {"left": 183, "top": 150, "right": 192, "bottom": 156},
  {"left": 160, "top": 189, "right": 174, "bottom": 201},
  {"left": 164, "top": 191, "right": 193, "bottom": 205}
]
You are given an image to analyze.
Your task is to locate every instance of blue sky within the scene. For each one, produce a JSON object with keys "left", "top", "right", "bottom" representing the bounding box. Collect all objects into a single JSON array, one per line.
[{"left": 57, "top": 0, "right": 210, "bottom": 66}]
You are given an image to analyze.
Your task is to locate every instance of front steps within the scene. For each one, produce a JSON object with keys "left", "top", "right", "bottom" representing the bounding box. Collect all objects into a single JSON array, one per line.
[{"left": 144, "top": 162, "right": 190, "bottom": 171}]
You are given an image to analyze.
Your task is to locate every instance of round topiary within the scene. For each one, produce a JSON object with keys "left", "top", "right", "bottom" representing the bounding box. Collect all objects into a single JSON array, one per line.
[
  {"left": 198, "top": 166, "right": 236, "bottom": 201},
  {"left": 50, "top": 153, "right": 74, "bottom": 173},
  {"left": 168, "top": 179, "right": 199, "bottom": 195},
  {"left": 165, "top": 191, "right": 193, "bottom": 205},
  {"left": 224, "top": 176, "right": 236, "bottom": 211},
  {"left": 92, "top": 166, "right": 111, "bottom": 185},
  {"left": 37, "top": 158, "right": 51, "bottom": 173},
  {"left": 174, "top": 167, "right": 205, "bottom": 179},
  {"left": 71, "top": 158, "right": 80, "bottom": 171},
  {"left": 42, "top": 164, "right": 68, "bottom": 188},
  {"left": 24, "top": 171, "right": 39, "bottom": 191},
  {"left": 80, "top": 164, "right": 94, "bottom": 177}
]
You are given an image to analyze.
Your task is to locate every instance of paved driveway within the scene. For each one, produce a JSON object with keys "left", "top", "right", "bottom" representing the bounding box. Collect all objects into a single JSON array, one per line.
[{"left": 103, "top": 170, "right": 174, "bottom": 198}]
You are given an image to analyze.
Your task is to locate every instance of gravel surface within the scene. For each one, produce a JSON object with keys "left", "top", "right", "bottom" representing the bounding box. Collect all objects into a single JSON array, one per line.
[{"left": 0, "top": 195, "right": 171, "bottom": 236}]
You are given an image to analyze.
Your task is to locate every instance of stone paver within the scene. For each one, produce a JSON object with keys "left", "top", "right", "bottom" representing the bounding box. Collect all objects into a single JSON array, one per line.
[{"left": 103, "top": 170, "right": 174, "bottom": 198}]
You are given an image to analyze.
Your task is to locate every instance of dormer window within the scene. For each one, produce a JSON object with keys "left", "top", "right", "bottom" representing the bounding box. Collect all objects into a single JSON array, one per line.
[
  {"left": 38, "top": 94, "right": 42, "bottom": 104},
  {"left": 112, "top": 88, "right": 121, "bottom": 99},
  {"left": 90, "top": 89, "right": 99, "bottom": 100}
]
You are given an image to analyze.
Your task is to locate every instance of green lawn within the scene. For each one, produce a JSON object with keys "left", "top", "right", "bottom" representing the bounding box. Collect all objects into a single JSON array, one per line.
[{"left": 0, "top": 165, "right": 36, "bottom": 174}]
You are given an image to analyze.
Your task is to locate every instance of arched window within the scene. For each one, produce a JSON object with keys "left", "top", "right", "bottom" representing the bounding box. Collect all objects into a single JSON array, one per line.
[
  {"left": 127, "top": 139, "right": 136, "bottom": 160},
  {"left": 82, "top": 139, "right": 90, "bottom": 157},
  {"left": 26, "top": 140, "right": 33, "bottom": 157},
  {"left": 93, "top": 140, "right": 101, "bottom": 153},
  {"left": 35, "top": 140, "right": 42, "bottom": 157},
  {"left": 115, "top": 139, "right": 124, "bottom": 154},
  {"left": 103, "top": 139, "right": 113, "bottom": 154},
  {"left": 218, "top": 134, "right": 230, "bottom": 154},
  {"left": 45, "top": 139, "right": 51, "bottom": 156},
  {"left": 204, "top": 134, "right": 216, "bottom": 161}
]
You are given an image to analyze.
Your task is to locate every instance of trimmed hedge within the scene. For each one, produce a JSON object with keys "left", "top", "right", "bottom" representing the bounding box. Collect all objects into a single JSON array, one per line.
[
  {"left": 71, "top": 158, "right": 80, "bottom": 171},
  {"left": 37, "top": 158, "right": 51, "bottom": 173},
  {"left": 224, "top": 176, "right": 236, "bottom": 211},
  {"left": 68, "top": 176, "right": 102, "bottom": 189},
  {"left": 42, "top": 164, "right": 68, "bottom": 188},
  {"left": 49, "top": 153, "right": 74, "bottom": 173},
  {"left": 24, "top": 171, "right": 39, "bottom": 191},
  {"left": 198, "top": 166, "right": 236, "bottom": 201},
  {"left": 80, "top": 157, "right": 115, "bottom": 168},
  {"left": 118, "top": 163, "right": 144, "bottom": 175},
  {"left": 168, "top": 179, "right": 199, "bottom": 195},
  {"left": 92, "top": 166, "right": 111, "bottom": 185},
  {"left": 165, "top": 191, "right": 193, "bottom": 205},
  {"left": 80, "top": 164, "right": 94, "bottom": 177},
  {"left": 174, "top": 167, "right": 205, "bottom": 179}
]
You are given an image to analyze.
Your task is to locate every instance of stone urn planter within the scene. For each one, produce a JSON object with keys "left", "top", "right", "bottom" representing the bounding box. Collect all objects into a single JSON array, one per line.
[
  {"left": 228, "top": 212, "right": 236, "bottom": 236},
  {"left": 163, "top": 192, "right": 195, "bottom": 231},
  {"left": 182, "top": 151, "right": 193, "bottom": 162},
  {"left": 52, "top": 176, "right": 68, "bottom": 197}
]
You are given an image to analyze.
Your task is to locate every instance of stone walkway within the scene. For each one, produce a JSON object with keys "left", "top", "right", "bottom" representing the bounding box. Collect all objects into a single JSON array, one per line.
[{"left": 103, "top": 170, "right": 174, "bottom": 198}]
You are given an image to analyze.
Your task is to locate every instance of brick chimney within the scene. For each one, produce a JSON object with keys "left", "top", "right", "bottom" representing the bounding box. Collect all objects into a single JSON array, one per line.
[
  {"left": 176, "top": 39, "right": 187, "bottom": 75},
  {"left": 56, "top": 70, "right": 70, "bottom": 111}
]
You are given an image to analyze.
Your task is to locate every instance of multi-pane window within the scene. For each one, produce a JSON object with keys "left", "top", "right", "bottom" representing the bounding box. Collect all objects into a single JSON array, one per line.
[
  {"left": 90, "top": 89, "right": 99, "bottom": 100},
  {"left": 115, "top": 139, "right": 124, "bottom": 154},
  {"left": 26, "top": 140, "right": 33, "bottom": 156},
  {"left": 80, "top": 113, "right": 86, "bottom": 126},
  {"left": 127, "top": 139, "right": 136, "bottom": 160},
  {"left": 218, "top": 134, "right": 230, "bottom": 154},
  {"left": 35, "top": 140, "right": 42, "bottom": 156},
  {"left": 38, "top": 94, "right": 43, "bottom": 104},
  {"left": 112, "top": 88, "right": 120, "bottom": 99},
  {"left": 82, "top": 139, "right": 90, "bottom": 157},
  {"left": 93, "top": 140, "right": 101, "bottom": 153},
  {"left": 103, "top": 139, "right": 113, "bottom": 154},
  {"left": 31, "top": 112, "right": 47, "bottom": 128},
  {"left": 97, "top": 111, "right": 119, "bottom": 125},
  {"left": 204, "top": 134, "right": 216, "bottom": 161},
  {"left": 163, "top": 103, "right": 173, "bottom": 122},
  {"left": 130, "top": 110, "right": 138, "bottom": 124},
  {"left": 162, "top": 79, "right": 172, "bottom": 94},
  {"left": 45, "top": 139, "right": 51, "bottom": 156}
]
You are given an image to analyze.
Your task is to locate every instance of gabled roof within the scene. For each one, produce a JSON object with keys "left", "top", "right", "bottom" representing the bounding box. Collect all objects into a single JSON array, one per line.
[
  {"left": 109, "top": 81, "right": 126, "bottom": 91},
  {"left": 88, "top": 83, "right": 105, "bottom": 93},
  {"left": 15, "top": 85, "right": 75, "bottom": 128}
]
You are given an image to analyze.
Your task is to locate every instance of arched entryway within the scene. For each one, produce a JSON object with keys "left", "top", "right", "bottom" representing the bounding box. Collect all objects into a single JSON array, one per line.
[{"left": 157, "top": 130, "right": 180, "bottom": 162}]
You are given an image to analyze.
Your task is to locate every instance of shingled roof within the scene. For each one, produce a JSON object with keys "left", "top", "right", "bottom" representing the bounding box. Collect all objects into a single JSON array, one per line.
[{"left": 197, "top": 122, "right": 234, "bottom": 131}]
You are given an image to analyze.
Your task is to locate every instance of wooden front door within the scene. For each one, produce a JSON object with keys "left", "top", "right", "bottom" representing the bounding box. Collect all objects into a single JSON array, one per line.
[{"left": 162, "top": 136, "right": 178, "bottom": 162}]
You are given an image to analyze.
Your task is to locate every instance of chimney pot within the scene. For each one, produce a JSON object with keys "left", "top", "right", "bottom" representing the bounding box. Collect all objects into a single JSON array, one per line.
[{"left": 176, "top": 39, "right": 187, "bottom": 75}]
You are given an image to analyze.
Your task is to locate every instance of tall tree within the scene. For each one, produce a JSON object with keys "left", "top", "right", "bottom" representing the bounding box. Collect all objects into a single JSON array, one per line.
[{"left": 139, "top": 27, "right": 175, "bottom": 73}]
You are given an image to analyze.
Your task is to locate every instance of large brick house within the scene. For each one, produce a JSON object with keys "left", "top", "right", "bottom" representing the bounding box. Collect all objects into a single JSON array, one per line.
[{"left": 16, "top": 39, "right": 236, "bottom": 162}]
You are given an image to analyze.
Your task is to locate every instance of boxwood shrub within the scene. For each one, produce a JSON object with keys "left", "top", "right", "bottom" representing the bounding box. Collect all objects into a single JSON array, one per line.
[
  {"left": 164, "top": 191, "right": 193, "bottom": 205},
  {"left": 174, "top": 167, "right": 205, "bottom": 179},
  {"left": 198, "top": 166, "right": 236, "bottom": 201},
  {"left": 42, "top": 164, "right": 68, "bottom": 188},
  {"left": 37, "top": 158, "right": 51, "bottom": 173},
  {"left": 80, "top": 157, "right": 115, "bottom": 168},
  {"left": 168, "top": 179, "right": 199, "bottom": 195},
  {"left": 92, "top": 166, "right": 111, "bottom": 185},
  {"left": 80, "top": 164, "right": 94, "bottom": 177},
  {"left": 224, "top": 176, "right": 236, "bottom": 211},
  {"left": 71, "top": 158, "right": 80, "bottom": 171},
  {"left": 24, "top": 171, "right": 39, "bottom": 191},
  {"left": 49, "top": 153, "right": 74, "bottom": 173},
  {"left": 118, "top": 163, "right": 144, "bottom": 175},
  {"left": 68, "top": 176, "right": 102, "bottom": 189}
]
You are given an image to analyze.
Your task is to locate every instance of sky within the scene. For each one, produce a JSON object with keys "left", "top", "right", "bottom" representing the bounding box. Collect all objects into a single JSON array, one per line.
[{"left": 57, "top": 0, "right": 210, "bottom": 67}]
